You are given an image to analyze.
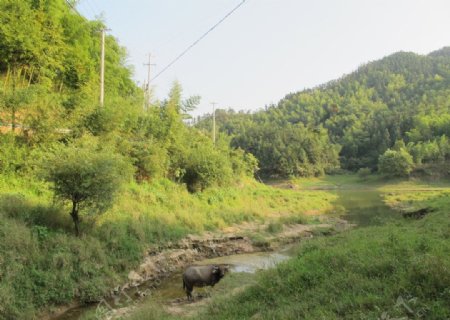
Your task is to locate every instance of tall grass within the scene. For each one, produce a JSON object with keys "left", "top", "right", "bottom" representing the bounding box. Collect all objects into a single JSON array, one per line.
[
  {"left": 0, "top": 175, "right": 334, "bottom": 319},
  {"left": 190, "top": 184, "right": 450, "bottom": 320},
  {"left": 98, "top": 178, "right": 336, "bottom": 241}
]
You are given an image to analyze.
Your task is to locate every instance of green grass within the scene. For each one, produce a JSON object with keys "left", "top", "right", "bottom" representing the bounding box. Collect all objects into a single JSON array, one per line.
[
  {"left": 7, "top": 173, "right": 448, "bottom": 320},
  {"left": 265, "top": 221, "right": 283, "bottom": 234},
  {"left": 291, "top": 173, "right": 401, "bottom": 190},
  {"left": 124, "top": 272, "right": 259, "bottom": 320},
  {"left": 0, "top": 174, "right": 335, "bottom": 319},
  {"left": 185, "top": 180, "right": 450, "bottom": 320}
]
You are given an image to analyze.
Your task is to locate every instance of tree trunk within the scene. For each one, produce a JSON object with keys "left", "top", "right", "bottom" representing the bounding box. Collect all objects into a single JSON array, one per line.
[{"left": 71, "top": 201, "right": 80, "bottom": 237}]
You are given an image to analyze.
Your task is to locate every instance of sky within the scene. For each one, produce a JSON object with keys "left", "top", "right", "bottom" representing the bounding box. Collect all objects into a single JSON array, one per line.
[{"left": 76, "top": 0, "right": 450, "bottom": 116}]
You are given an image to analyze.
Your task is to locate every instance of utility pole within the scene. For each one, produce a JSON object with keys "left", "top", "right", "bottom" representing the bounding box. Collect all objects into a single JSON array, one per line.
[
  {"left": 100, "top": 28, "right": 110, "bottom": 107},
  {"left": 142, "top": 80, "right": 147, "bottom": 110},
  {"left": 211, "top": 102, "right": 217, "bottom": 145},
  {"left": 143, "top": 53, "right": 156, "bottom": 109}
]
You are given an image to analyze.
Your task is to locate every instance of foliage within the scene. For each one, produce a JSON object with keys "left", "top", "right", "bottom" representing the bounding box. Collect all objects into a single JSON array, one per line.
[
  {"left": 0, "top": 1, "right": 449, "bottom": 318},
  {"left": 0, "top": 175, "right": 335, "bottom": 318},
  {"left": 196, "top": 48, "right": 450, "bottom": 175},
  {"left": 181, "top": 142, "right": 233, "bottom": 192},
  {"left": 191, "top": 186, "right": 450, "bottom": 320},
  {"left": 378, "top": 148, "right": 414, "bottom": 177},
  {"left": 43, "top": 143, "right": 132, "bottom": 235},
  {"left": 0, "top": 134, "right": 28, "bottom": 174},
  {"left": 226, "top": 122, "right": 340, "bottom": 177},
  {"left": 266, "top": 221, "right": 283, "bottom": 234},
  {"left": 357, "top": 167, "right": 371, "bottom": 179}
]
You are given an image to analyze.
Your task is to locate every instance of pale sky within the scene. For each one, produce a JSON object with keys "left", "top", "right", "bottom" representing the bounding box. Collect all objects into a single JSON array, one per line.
[{"left": 77, "top": 0, "right": 450, "bottom": 116}]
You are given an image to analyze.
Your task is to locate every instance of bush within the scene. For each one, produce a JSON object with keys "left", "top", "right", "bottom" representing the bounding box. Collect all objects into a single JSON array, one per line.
[
  {"left": 0, "top": 134, "right": 28, "bottom": 174},
  {"left": 266, "top": 222, "right": 283, "bottom": 234},
  {"left": 378, "top": 148, "right": 414, "bottom": 177},
  {"left": 357, "top": 167, "right": 371, "bottom": 179},
  {"left": 129, "top": 139, "right": 169, "bottom": 182},
  {"left": 182, "top": 144, "right": 233, "bottom": 192},
  {"left": 0, "top": 194, "right": 72, "bottom": 231},
  {"left": 229, "top": 148, "right": 259, "bottom": 177},
  {"left": 43, "top": 144, "right": 133, "bottom": 236}
]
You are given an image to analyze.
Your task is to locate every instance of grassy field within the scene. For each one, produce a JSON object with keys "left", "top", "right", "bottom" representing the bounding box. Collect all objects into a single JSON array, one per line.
[
  {"left": 0, "top": 175, "right": 335, "bottom": 319},
  {"left": 191, "top": 179, "right": 450, "bottom": 320},
  {"left": 125, "top": 177, "right": 450, "bottom": 320}
]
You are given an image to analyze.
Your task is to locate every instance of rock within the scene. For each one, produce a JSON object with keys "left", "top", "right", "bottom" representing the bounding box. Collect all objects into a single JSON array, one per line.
[
  {"left": 128, "top": 271, "right": 143, "bottom": 286},
  {"left": 402, "top": 207, "right": 432, "bottom": 219},
  {"left": 110, "top": 286, "right": 121, "bottom": 296},
  {"left": 138, "top": 258, "right": 158, "bottom": 278},
  {"left": 134, "top": 290, "right": 148, "bottom": 298}
]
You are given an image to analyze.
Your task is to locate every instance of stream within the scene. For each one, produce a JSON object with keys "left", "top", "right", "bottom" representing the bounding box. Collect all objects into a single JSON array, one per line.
[{"left": 52, "top": 189, "right": 399, "bottom": 320}]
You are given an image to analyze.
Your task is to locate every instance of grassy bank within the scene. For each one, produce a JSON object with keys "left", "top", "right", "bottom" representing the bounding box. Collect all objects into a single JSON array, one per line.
[
  {"left": 0, "top": 175, "right": 335, "bottom": 319},
  {"left": 187, "top": 179, "right": 450, "bottom": 319},
  {"left": 126, "top": 177, "right": 450, "bottom": 320}
]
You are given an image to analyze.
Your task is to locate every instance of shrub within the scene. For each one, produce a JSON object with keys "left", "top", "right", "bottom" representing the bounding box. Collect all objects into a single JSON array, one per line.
[
  {"left": 0, "top": 194, "right": 71, "bottom": 231},
  {"left": 0, "top": 134, "right": 27, "bottom": 174},
  {"left": 266, "top": 222, "right": 283, "bottom": 234},
  {"left": 43, "top": 145, "right": 133, "bottom": 236},
  {"left": 378, "top": 148, "right": 414, "bottom": 177},
  {"left": 229, "top": 148, "right": 259, "bottom": 177},
  {"left": 357, "top": 167, "right": 371, "bottom": 179},
  {"left": 129, "top": 139, "right": 169, "bottom": 182},
  {"left": 182, "top": 144, "right": 233, "bottom": 192}
]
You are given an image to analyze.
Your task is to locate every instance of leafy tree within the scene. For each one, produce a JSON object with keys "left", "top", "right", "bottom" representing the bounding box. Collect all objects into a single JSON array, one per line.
[
  {"left": 226, "top": 122, "right": 340, "bottom": 177},
  {"left": 44, "top": 145, "right": 132, "bottom": 236},
  {"left": 182, "top": 143, "right": 233, "bottom": 192},
  {"left": 378, "top": 149, "right": 414, "bottom": 177},
  {"left": 128, "top": 138, "right": 168, "bottom": 182},
  {"left": 196, "top": 48, "right": 450, "bottom": 175}
]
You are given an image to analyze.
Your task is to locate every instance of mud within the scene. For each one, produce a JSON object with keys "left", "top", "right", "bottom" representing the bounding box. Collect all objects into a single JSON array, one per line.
[{"left": 48, "top": 221, "right": 335, "bottom": 320}]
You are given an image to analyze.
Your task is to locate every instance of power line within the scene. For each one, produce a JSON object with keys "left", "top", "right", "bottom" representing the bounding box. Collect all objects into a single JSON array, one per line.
[
  {"left": 64, "top": 0, "right": 109, "bottom": 106},
  {"left": 151, "top": 0, "right": 247, "bottom": 82},
  {"left": 64, "top": 0, "right": 85, "bottom": 19},
  {"left": 86, "top": 0, "right": 101, "bottom": 16},
  {"left": 83, "top": 0, "right": 97, "bottom": 18},
  {"left": 150, "top": 4, "right": 243, "bottom": 52}
]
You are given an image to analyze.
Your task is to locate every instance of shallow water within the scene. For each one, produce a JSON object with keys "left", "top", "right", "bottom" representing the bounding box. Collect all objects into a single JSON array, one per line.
[
  {"left": 53, "top": 249, "right": 293, "bottom": 320},
  {"left": 52, "top": 189, "right": 396, "bottom": 319},
  {"left": 136, "top": 248, "right": 293, "bottom": 302},
  {"left": 332, "top": 189, "right": 399, "bottom": 227}
]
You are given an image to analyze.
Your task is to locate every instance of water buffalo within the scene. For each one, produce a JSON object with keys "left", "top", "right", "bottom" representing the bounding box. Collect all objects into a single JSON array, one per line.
[{"left": 182, "top": 265, "right": 227, "bottom": 300}]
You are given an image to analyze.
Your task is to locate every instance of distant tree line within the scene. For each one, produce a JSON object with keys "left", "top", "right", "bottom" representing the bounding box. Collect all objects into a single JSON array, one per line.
[{"left": 196, "top": 48, "right": 450, "bottom": 178}]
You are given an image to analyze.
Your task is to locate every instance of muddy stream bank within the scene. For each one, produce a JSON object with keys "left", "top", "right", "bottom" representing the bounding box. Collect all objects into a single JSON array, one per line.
[
  {"left": 50, "top": 226, "right": 321, "bottom": 320},
  {"left": 50, "top": 189, "right": 396, "bottom": 320}
]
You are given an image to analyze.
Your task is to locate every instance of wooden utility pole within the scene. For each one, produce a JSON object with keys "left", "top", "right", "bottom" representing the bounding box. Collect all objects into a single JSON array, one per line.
[
  {"left": 100, "top": 28, "right": 106, "bottom": 107},
  {"left": 211, "top": 102, "right": 217, "bottom": 145},
  {"left": 142, "top": 80, "right": 147, "bottom": 110},
  {"left": 143, "top": 53, "right": 156, "bottom": 109}
]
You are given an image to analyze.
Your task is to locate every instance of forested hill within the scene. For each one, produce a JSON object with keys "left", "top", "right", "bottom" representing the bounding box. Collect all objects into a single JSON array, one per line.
[
  {"left": 0, "top": 0, "right": 138, "bottom": 136},
  {"left": 0, "top": 0, "right": 257, "bottom": 192},
  {"left": 0, "top": 2, "right": 261, "bottom": 317},
  {"left": 197, "top": 48, "right": 450, "bottom": 177}
]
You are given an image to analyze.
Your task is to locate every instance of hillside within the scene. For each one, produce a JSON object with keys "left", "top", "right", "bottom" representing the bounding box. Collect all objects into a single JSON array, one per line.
[
  {"left": 1, "top": 1, "right": 449, "bottom": 319},
  {"left": 197, "top": 48, "right": 450, "bottom": 176},
  {"left": 0, "top": 1, "right": 299, "bottom": 318}
]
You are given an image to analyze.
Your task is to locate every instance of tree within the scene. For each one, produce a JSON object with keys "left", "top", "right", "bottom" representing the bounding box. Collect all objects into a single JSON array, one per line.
[
  {"left": 44, "top": 145, "right": 132, "bottom": 236},
  {"left": 378, "top": 148, "right": 414, "bottom": 178}
]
